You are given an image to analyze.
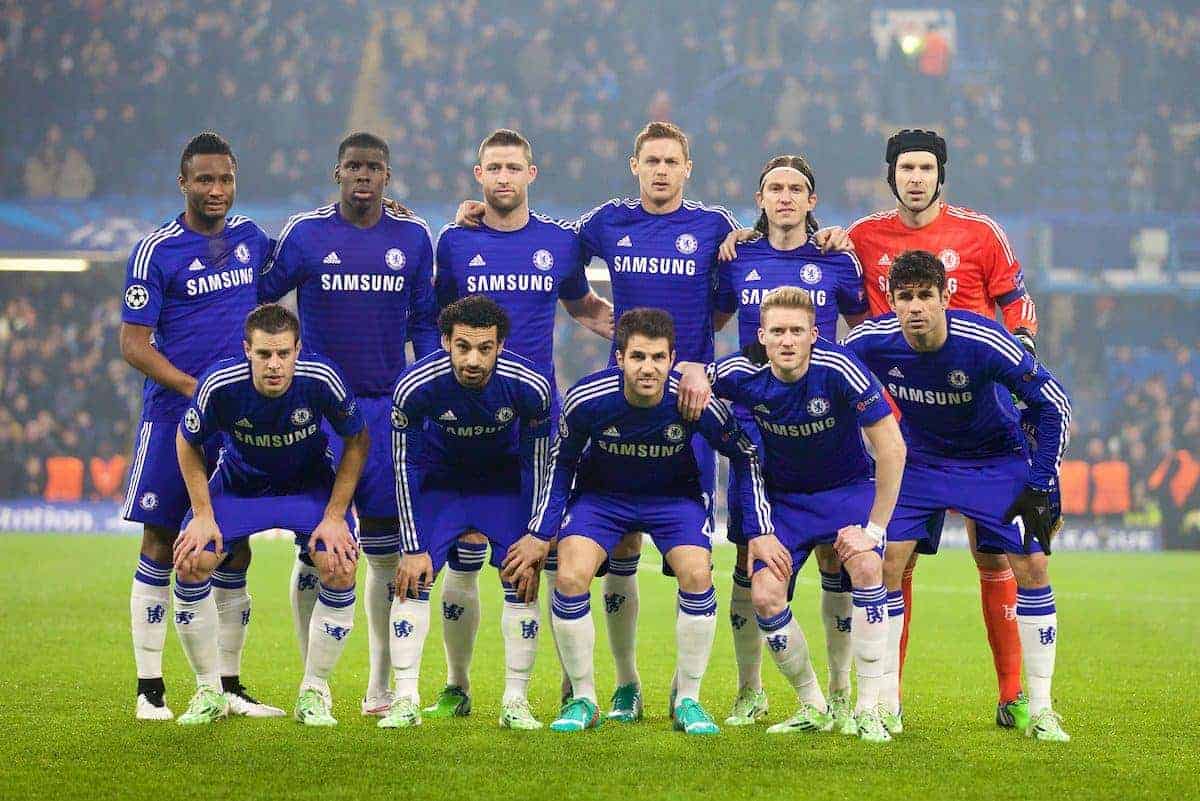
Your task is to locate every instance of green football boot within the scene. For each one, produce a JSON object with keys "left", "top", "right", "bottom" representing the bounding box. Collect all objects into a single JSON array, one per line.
[
  {"left": 997, "top": 693, "right": 1031, "bottom": 731},
  {"left": 500, "top": 697, "right": 543, "bottom": 730},
  {"left": 766, "top": 702, "right": 833, "bottom": 734},
  {"left": 856, "top": 706, "right": 892, "bottom": 743},
  {"left": 1026, "top": 709, "right": 1070, "bottom": 742},
  {"left": 423, "top": 685, "right": 471, "bottom": 718},
  {"left": 550, "top": 697, "right": 602, "bottom": 732},
  {"left": 879, "top": 704, "right": 904, "bottom": 735},
  {"left": 294, "top": 687, "right": 336, "bottom": 727},
  {"left": 606, "top": 682, "right": 643, "bottom": 722},
  {"left": 377, "top": 696, "right": 421, "bottom": 729},
  {"left": 673, "top": 698, "right": 720, "bottom": 735},
  {"left": 725, "top": 686, "right": 769, "bottom": 726},
  {"left": 828, "top": 690, "right": 857, "bottom": 735},
  {"left": 176, "top": 685, "right": 229, "bottom": 726}
]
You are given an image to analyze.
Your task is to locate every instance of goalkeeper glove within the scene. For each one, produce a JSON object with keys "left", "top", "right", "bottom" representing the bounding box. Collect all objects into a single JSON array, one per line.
[
  {"left": 1003, "top": 484, "right": 1063, "bottom": 555},
  {"left": 1013, "top": 327, "right": 1036, "bottom": 356}
]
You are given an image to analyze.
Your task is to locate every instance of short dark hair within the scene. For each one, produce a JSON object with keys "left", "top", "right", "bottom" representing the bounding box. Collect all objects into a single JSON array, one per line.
[
  {"left": 438, "top": 295, "right": 511, "bottom": 342},
  {"left": 615, "top": 308, "right": 675, "bottom": 352},
  {"left": 633, "top": 121, "right": 690, "bottom": 161},
  {"left": 244, "top": 303, "right": 300, "bottom": 343},
  {"left": 338, "top": 131, "right": 390, "bottom": 163},
  {"left": 477, "top": 128, "right": 533, "bottom": 164},
  {"left": 180, "top": 131, "right": 237, "bottom": 178},
  {"left": 888, "top": 250, "right": 947, "bottom": 294}
]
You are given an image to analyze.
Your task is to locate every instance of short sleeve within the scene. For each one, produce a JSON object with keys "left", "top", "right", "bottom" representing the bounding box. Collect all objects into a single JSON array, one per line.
[{"left": 122, "top": 239, "right": 166, "bottom": 327}]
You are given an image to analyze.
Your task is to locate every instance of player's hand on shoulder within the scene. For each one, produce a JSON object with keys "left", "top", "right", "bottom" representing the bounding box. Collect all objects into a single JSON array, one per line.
[
  {"left": 396, "top": 551, "right": 434, "bottom": 601},
  {"left": 718, "top": 227, "right": 757, "bottom": 261},
  {"left": 454, "top": 200, "right": 486, "bottom": 228},
  {"left": 748, "top": 533, "right": 791, "bottom": 582},
  {"left": 814, "top": 226, "right": 854, "bottom": 253},
  {"left": 308, "top": 514, "right": 359, "bottom": 573},
  {"left": 676, "top": 362, "right": 712, "bottom": 422},
  {"left": 501, "top": 533, "right": 550, "bottom": 586},
  {"left": 174, "top": 513, "right": 222, "bottom": 572},
  {"left": 834, "top": 524, "right": 880, "bottom": 562},
  {"left": 382, "top": 197, "right": 412, "bottom": 216}
]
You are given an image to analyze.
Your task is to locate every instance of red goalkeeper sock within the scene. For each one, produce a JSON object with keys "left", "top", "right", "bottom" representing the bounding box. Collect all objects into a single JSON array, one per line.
[{"left": 979, "top": 567, "right": 1023, "bottom": 703}]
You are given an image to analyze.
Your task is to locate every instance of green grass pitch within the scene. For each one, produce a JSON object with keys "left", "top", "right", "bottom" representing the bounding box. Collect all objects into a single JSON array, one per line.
[{"left": 1, "top": 534, "right": 1197, "bottom": 800}]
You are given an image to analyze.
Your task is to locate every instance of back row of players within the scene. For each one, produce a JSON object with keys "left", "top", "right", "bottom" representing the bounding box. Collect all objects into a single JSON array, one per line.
[{"left": 120, "top": 123, "right": 1070, "bottom": 741}]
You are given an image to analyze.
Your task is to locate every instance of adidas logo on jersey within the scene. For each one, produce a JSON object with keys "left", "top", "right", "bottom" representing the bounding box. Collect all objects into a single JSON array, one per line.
[
  {"left": 439, "top": 410, "right": 458, "bottom": 421},
  {"left": 617, "top": 235, "right": 632, "bottom": 247},
  {"left": 603, "top": 426, "right": 621, "bottom": 437},
  {"left": 878, "top": 254, "right": 892, "bottom": 266},
  {"left": 888, "top": 366, "right": 904, "bottom": 378},
  {"left": 235, "top": 418, "right": 253, "bottom": 428},
  {"left": 323, "top": 252, "right": 341, "bottom": 265},
  {"left": 745, "top": 269, "right": 761, "bottom": 282},
  {"left": 469, "top": 254, "right": 487, "bottom": 267},
  {"left": 188, "top": 258, "right": 206, "bottom": 271},
  {"left": 753, "top": 404, "right": 771, "bottom": 415}
]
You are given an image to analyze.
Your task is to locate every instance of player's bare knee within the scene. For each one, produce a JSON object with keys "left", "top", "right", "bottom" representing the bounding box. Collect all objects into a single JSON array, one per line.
[
  {"left": 673, "top": 561, "right": 713, "bottom": 594},
  {"left": 883, "top": 546, "right": 913, "bottom": 590},
  {"left": 844, "top": 552, "right": 883, "bottom": 588},
  {"left": 970, "top": 545, "right": 1010, "bottom": 572},
  {"left": 176, "top": 552, "right": 219, "bottom": 584},
  {"left": 734, "top": 543, "right": 750, "bottom": 573},
  {"left": 220, "top": 539, "right": 252, "bottom": 572},
  {"left": 313, "top": 555, "right": 356, "bottom": 589},
  {"left": 612, "top": 532, "right": 644, "bottom": 559},
  {"left": 750, "top": 574, "right": 787, "bottom": 618},
  {"left": 458, "top": 529, "right": 487, "bottom": 545},
  {"left": 813, "top": 543, "right": 842, "bottom": 574},
  {"left": 1007, "top": 552, "right": 1050, "bottom": 588},
  {"left": 554, "top": 565, "right": 592, "bottom": 597},
  {"left": 140, "top": 525, "right": 177, "bottom": 563}
]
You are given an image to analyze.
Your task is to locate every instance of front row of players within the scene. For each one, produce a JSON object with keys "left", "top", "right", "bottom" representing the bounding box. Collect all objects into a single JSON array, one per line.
[{"left": 170, "top": 250, "right": 1071, "bottom": 740}]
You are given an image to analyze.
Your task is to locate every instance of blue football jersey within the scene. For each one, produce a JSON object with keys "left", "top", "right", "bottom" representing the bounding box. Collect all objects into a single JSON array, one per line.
[
  {"left": 259, "top": 203, "right": 439, "bottom": 397},
  {"left": 181, "top": 352, "right": 364, "bottom": 494},
  {"left": 435, "top": 212, "right": 589, "bottom": 386},
  {"left": 390, "top": 350, "right": 553, "bottom": 552},
  {"left": 531, "top": 367, "right": 771, "bottom": 540},
  {"left": 710, "top": 339, "right": 891, "bottom": 493},
  {"left": 842, "top": 310, "right": 1071, "bottom": 490},
  {"left": 122, "top": 214, "right": 270, "bottom": 421},
  {"left": 722, "top": 236, "right": 867, "bottom": 349},
  {"left": 575, "top": 198, "right": 740, "bottom": 363}
]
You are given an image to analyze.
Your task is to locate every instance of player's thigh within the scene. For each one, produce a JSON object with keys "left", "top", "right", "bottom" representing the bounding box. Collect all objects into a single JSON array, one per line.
[
  {"left": 140, "top": 524, "right": 178, "bottom": 562},
  {"left": 812, "top": 543, "right": 842, "bottom": 574},
  {"left": 555, "top": 534, "right": 608, "bottom": 594},
  {"left": 1004, "top": 551, "right": 1050, "bottom": 588},
  {"left": 663, "top": 545, "right": 713, "bottom": 593},
  {"left": 884, "top": 540, "right": 919, "bottom": 589},
  {"left": 964, "top": 517, "right": 1011, "bottom": 571},
  {"left": 219, "top": 538, "right": 252, "bottom": 572},
  {"left": 613, "top": 530, "right": 644, "bottom": 558},
  {"left": 749, "top": 565, "right": 789, "bottom": 617}
]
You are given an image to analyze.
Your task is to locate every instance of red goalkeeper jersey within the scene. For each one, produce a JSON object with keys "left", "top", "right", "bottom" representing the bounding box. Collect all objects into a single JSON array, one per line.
[{"left": 848, "top": 202, "right": 1037, "bottom": 335}]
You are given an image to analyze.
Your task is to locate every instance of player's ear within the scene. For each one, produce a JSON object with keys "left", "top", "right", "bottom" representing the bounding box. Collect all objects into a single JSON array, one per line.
[
  {"left": 628, "top": 156, "right": 639, "bottom": 176},
  {"left": 757, "top": 327, "right": 766, "bottom": 346},
  {"left": 440, "top": 333, "right": 451, "bottom": 352},
  {"left": 332, "top": 164, "right": 340, "bottom": 183},
  {"left": 684, "top": 160, "right": 693, "bottom": 180},
  {"left": 242, "top": 339, "right": 251, "bottom": 359},
  {"left": 527, "top": 164, "right": 537, "bottom": 183},
  {"left": 473, "top": 164, "right": 484, "bottom": 184}
]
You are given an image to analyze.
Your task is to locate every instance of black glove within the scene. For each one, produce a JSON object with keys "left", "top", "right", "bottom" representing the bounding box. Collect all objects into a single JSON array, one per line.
[
  {"left": 1014, "top": 328, "right": 1036, "bottom": 357},
  {"left": 1003, "top": 485, "right": 1063, "bottom": 555},
  {"left": 741, "top": 340, "right": 768, "bottom": 365}
]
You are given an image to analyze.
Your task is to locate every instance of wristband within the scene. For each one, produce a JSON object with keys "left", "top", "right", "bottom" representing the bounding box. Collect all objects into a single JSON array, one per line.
[{"left": 864, "top": 522, "right": 886, "bottom": 546}]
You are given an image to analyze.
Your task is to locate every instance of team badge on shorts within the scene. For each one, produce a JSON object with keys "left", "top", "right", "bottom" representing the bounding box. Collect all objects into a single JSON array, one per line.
[
  {"left": 139, "top": 492, "right": 159, "bottom": 511},
  {"left": 235, "top": 242, "right": 251, "bottom": 264},
  {"left": 664, "top": 423, "right": 685, "bottom": 442},
  {"left": 392, "top": 408, "right": 408, "bottom": 429},
  {"left": 806, "top": 396, "right": 830, "bottom": 416},
  {"left": 938, "top": 249, "right": 959, "bottom": 272},
  {"left": 947, "top": 369, "right": 969, "bottom": 388},
  {"left": 496, "top": 406, "right": 515, "bottom": 423},
  {"left": 183, "top": 407, "right": 201, "bottom": 434},
  {"left": 125, "top": 284, "right": 149, "bottom": 310},
  {"left": 291, "top": 407, "right": 312, "bottom": 426},
  {"left": 532, "top": 249, "right": 554, "bottom": 270},
  {"left": 385, "top": 248, "right": 406, "bottom": 270},
  {"left": 675, "top": 233, "right": 698, "bottom": 255},
  {"left": 800, "top": 263, "right": 823, "bottom": 284}
]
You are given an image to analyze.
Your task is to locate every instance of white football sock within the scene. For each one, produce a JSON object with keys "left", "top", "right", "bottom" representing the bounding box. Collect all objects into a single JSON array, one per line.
[
  {"left": 758, "top": 607, "right": 824, "bottom": 709},
  {"left": 882, "top": 590, "right": 905, "bottom": 714},
  {"left": 1016, "top": 585, "right": 1058, "bottom": 715},
  {"left": 729, "top": 569, "right": 762, "bottom": 692},
  {"left": 501, "top": 596, "right": 540, "bottom": 703},
  {"left": 820, "top": 571, "right": 853, "bottom": 694},
  {"left": 552, "top": 590, "right": 596, "bottom": 704},
  {"left": 131, "top": 555, "right": 172, "bottom": 679},
  {"left": 302, "top": 584, "right": 355, "bottom": 694},
  {"left": 363, "top": 553, "right": 399, "bottom": 698},
  {"left": 441, "top": 568, "right": 482, "bottom": 692},
  {"left": 289, "top": 556, "right": 320, "bottom": 662},
  {"left": 389, "top": 594, "right": 430, "bottom": 702},
  {"left": 212, "top": 574, "right": 250, "bottom": 679},
  {"left": 173, "top": 579, "right": 219, "bottom": 689},
  {"left": 851, "top": 585, "right": 888, "bottom": 713},
  {"left": 604, "top": 557, "right": 640, "bottom": 688},
  {"left": 675, "top": 588, "right": 718, "bottom": 706}
]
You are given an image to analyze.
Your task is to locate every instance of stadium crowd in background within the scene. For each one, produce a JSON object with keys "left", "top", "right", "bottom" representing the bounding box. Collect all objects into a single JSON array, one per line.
[{"left": 1, "top": 0, "right": 1198, "bottom": 212}]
